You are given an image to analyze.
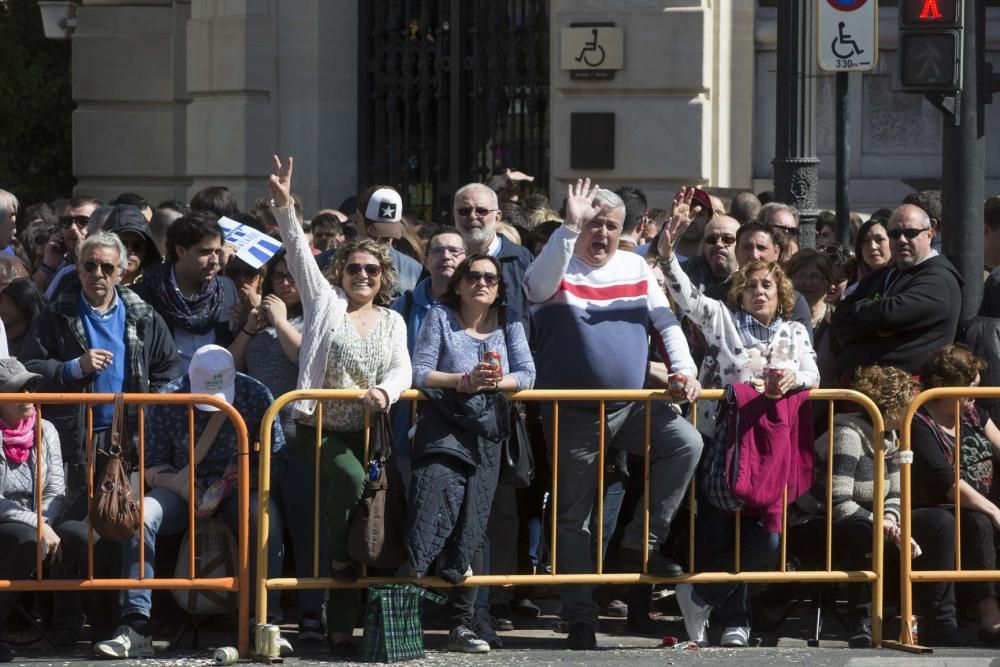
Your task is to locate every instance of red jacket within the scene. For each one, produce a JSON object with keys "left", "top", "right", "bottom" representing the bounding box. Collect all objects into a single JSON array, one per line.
[{"left": 729, "top": 383, "right": 814, "bottom": 532}]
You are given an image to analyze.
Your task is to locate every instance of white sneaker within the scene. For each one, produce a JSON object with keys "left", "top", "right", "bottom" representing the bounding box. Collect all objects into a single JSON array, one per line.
[
  {"left": 721, "top": 625, "right": 750, "bottom": 647},
  {"left": 675, "top": 583, "right": 711, "bottom": 644},
  {"left": 447, "top": 625, "right": 490, "bottom": 654}
]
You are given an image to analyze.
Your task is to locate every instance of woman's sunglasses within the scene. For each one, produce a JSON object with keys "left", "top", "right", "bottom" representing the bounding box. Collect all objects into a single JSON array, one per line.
[
  {"left": 345, "top": 263, "right": 382, "bottom": 277},
  {"left": 462, "top": 270, "right": 499, "bottom": 287}
]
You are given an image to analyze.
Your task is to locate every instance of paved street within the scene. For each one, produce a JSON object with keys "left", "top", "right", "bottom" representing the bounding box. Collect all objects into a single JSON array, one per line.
[{"left": 7, "top": 590, "right": 1000, "bottom": 666}]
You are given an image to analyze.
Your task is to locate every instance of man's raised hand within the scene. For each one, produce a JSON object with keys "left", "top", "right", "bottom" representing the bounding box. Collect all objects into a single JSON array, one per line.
[
  {"left": 269, "top": 155, "right": 294, "bottom": 208},
  {"left": 564, "top": 178, "right": 601, "bottom": 232}
]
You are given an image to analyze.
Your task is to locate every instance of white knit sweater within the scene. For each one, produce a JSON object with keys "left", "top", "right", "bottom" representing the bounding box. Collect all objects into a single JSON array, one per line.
[{"left": 271, "top": 204, "right": 412, "bottom": 420}]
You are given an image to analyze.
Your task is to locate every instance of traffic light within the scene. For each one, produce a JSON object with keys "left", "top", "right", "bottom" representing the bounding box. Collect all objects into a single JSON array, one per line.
[{"left": 897, "top": 0, "right": 963, "bottom": 92}]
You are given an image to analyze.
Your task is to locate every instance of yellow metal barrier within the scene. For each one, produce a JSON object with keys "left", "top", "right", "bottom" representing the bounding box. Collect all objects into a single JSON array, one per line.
[
  {"left": 0, "top": 393, "right": 252, "bottom": 656},
  {"left": 889, "top": 386, "right": 1000, "bottom": 653},
  {"left": 256, "top": 388, "right": 886, "bottom": 645}
]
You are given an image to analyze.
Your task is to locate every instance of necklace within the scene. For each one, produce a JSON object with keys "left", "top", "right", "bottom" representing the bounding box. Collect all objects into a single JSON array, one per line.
[{"left": 348, "top": 306, "right": 376, "bottom": 328}]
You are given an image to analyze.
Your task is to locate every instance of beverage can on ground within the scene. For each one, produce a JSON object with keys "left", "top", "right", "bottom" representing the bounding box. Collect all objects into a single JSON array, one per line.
[{"left": 213, "top": 646, "right": 239, "bottom": 665}]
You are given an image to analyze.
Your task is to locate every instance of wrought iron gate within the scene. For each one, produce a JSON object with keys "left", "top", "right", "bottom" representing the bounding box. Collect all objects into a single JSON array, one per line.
[{"left": 359, "top": 0, "right": 549, "bottom": 223}]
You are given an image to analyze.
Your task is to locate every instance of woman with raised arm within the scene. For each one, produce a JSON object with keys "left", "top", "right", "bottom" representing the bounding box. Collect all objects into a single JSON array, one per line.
[
  {"left": 267, "top": 157, "right": 411, "bottom": 655},
  {"left": 655, "top": 188, "right": 820, "bottom": 648}
]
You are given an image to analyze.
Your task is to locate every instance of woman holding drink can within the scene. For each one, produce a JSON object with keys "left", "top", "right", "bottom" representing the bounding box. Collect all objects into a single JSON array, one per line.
[
  {"left": 655, "top": 190, "right": 819, "bottom": 647},
  {"left": 409, "top": 254, "right": 535, "bottom": 653}
]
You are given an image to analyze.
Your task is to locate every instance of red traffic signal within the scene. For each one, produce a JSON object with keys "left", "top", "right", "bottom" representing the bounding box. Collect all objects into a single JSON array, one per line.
[{"left": 899, "top": 0, "right": 960, "bottom": 27}]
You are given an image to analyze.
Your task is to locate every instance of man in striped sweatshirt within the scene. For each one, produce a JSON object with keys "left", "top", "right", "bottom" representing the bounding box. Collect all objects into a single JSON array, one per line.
[{"left": 524, "top": 179, "right": 703, "bottom": 650}]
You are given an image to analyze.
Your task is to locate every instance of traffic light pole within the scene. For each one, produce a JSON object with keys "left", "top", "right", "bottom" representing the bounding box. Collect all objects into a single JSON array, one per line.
[{"left": 939, "top": 0, "right": 984, "bottom": 322}]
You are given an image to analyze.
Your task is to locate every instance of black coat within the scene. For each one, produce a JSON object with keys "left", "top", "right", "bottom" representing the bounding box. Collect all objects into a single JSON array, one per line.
[{"left": 830, "top": 255, "right": 962, "bottom": 376}]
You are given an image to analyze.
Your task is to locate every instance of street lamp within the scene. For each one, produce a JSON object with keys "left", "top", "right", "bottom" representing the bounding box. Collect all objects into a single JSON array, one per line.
[{"left": 38, "top": 1, "right": 77, "bottom": 40}]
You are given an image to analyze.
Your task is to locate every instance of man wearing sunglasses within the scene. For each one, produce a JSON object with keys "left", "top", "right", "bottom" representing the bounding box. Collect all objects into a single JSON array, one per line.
[
  {"left": 525, "top": 178, "right": 703, "bottom": 650},
  {"left": 452, "top": 182, "right": 534, "bottom": 338},
  {"left": 21, "top": 231, "right": 180, "bottom": 510},
  {"left": 33, "top": 195, "right": 101, "bottom": 293},
  {"left": 831, "top": 203, "right": 961, "bottom": 377},
  {"left": 337, "top": 185, "right": 422, "bottom": 295},
  {"left": 680, "top": 214, "right": 740, "bottom": 292}
]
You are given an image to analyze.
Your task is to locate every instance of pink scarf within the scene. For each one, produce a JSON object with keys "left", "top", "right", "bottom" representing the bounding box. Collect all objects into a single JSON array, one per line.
[{"left": 1, "top": 414, "right": 36, "bottom": 464}]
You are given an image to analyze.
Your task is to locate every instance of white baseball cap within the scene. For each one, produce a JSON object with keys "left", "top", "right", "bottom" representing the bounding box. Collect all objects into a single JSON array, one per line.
[
  {"left": 189, "top": 344, "right": 235, "bottom": 411},
  {"left": 363, "top": 187, "right": 403, "bottom": 239}
]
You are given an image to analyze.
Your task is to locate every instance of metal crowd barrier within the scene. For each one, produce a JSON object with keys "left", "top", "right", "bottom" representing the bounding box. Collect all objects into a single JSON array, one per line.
[
  {"left": 0, "top": 393, "right": 252, "bottom": 656},
  {"left": 888, "top": 386, "right": 1000, "bottom": 653},
  {"left": 256, "top": 387, "right": 887, "bottom": 644}
]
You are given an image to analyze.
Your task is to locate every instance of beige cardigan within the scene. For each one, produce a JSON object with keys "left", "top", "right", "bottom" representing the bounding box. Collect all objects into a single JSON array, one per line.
[{"left": 270, "top": 204, "right": 411, "bottom": 420}]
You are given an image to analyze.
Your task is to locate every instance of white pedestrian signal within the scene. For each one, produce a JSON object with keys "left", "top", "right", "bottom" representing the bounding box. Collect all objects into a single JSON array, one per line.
[{"left": 897, "top": 0, "right": 963, "bottom": 92}]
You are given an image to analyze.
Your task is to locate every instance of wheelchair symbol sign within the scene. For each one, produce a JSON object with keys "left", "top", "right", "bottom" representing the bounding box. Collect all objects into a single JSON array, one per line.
[
  {"left": 818, "top": 0, "right": 877, "bottom": 72},
  {"left": 561, "top": 25, "right": 623, "bottom": 77},
  {"left": 575, "top": 28, "right": 606, "bottom": 67}
]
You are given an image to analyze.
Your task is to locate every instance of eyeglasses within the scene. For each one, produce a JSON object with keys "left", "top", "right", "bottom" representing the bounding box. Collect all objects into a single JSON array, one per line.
[
  {"left": 59, "top": 215, "right": 89, "bottom": 229},
  {"left": 888, "top": 227, "right": 931, "bottom": 241},
  {"left": 345, "top": 263, "right": 382, "bottom": 277},
  {"left": 462, "top": 270, "right": 499, "bottom": 287},
  {"left": 81, "top": 260, "right": 117, "bottom": 276},
  {"left": 455, "top": 206, "right": 497, "bottom": 218},
  {"left": 703, "top": 233, "right": 737, "bottom": 246},
  {"left": 270, "top": 271, "right": 294, "bottom": 284},
  {"left": 818, "top": 244, "right": 856, "bottom": 261},
  {"left": 428, "top": 245, "right": 466, "bottom": 257},
  {"left": 32, "top": 234, "right": 50, "bottom": 246},
  {"left": 771, "top": 224, "right": 800, "bottom": 238}
]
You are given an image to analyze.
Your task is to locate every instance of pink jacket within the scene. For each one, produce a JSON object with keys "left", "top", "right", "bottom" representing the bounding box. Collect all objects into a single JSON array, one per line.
[{"left": 729, "top": 383, "right": 814, "bottom": 532}]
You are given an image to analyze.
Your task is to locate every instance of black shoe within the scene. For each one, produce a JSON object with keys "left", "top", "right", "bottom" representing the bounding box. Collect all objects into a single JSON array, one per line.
[
  {"left": 920, "top": 622, "right": 962, "bottom": 647},
  {"left": 328, "top": 637, "right": 358, "bottom": 657},
  {"left": 473, "top": 607, "right": 504, "bottom": 649},
  {"left": 566, "top": 622, "right": 597, "bottom": 650},
  {"left": 0, "top": 642, "right": 12, "bottom": 663},
  {"left": 848, "top": 616, "right": 872, "bottom": 648},
  {"left": 514, "top": 598, "right": 541, "bottom": 617},
  {"left": 602, "top": 599, "right": 628, "bottom": 618},
  {"left": 620, "top": 547, "right": 684, "bottom": 578},
  {"left": 489, "top": 604, "right": 514, "bottom": 632},
  {"left": 979, "top": 627, "right": 1000, "bottom": 646},
  {"left": 625, "top": 614, "right": 662, "bottom": 637}
]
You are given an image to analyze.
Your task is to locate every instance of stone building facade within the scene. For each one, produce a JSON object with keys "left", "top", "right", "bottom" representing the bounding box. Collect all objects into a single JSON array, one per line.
[{"left": 69, "top": 0, "right": 1000, "bottom": 214}]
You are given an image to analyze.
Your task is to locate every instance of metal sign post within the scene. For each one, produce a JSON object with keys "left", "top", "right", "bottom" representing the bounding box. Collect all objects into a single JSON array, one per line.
[{"left": 818, "top": 1, "right": 878, "bottom": 245}]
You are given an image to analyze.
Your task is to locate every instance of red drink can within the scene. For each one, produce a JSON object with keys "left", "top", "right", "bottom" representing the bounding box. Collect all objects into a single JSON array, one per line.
[
  {"left": 482, "top": 351, "right": 501, "bottom": 369},
  {"left": 764, "top": 368, "right": 784, "bottom": 398},
  {"left": 667, "top": 373, "right": 687, "bottom": 401}
]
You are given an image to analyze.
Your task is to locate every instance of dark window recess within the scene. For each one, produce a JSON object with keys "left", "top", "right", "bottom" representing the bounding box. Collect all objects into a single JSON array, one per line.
[{"left": 570, "top": 113, "right": 615, "bottom": 171}]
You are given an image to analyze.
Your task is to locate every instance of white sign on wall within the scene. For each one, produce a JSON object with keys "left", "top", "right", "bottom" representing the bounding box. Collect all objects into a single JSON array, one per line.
[
  {"left": 818, "top": 0, "right": 878, "bottom": 72},
  {"left": 561, "top": 25, "right": 623, "bottom": 79}
]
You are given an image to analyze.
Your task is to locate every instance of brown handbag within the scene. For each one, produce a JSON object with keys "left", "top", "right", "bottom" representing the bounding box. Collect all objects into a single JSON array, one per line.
[
  {"left": 348, "top": 411, "right": 408, "bottom": 569},
  {"left": 90, "top": 394, "right": 141, "bottom": 541}
]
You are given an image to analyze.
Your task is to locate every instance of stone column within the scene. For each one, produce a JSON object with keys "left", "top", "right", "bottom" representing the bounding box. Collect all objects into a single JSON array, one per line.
[
  {"left": 772, "top": 0, "right": 820, "bottom": 248},
  {"left": 72, "top": 0, "right": 191, "bottom": 204}
]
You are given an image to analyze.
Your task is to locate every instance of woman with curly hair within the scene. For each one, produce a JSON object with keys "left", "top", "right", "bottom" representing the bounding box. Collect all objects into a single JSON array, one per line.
[
  {"left": 658, "top": 216, "right": 820, "bottom": 436},
  {"left": 793, "top": 365, "right": 929, "bottom": 648},
  {"left": 657, "top": 193, "right": 819, "bottom": 647},
  {"left": 912, "top": 343, "right": 1000, "bottom": 645},
  {"left": 268, "top": 157, "right": 412, "bottom": 654}
]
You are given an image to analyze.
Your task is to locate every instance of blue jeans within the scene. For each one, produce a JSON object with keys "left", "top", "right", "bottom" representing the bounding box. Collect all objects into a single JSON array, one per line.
[
  {"left": 542, "top": 401, "right": 702, "bottom": 629},
  {"left": 120, "top": 486, "right": 284, "bottom": 620},
  {"left": 692, "top": 489, "right": 779, "bottom": 628}
]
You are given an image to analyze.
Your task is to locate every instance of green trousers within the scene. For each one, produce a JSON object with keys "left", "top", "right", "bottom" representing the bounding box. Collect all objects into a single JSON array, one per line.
[{"left": 298, "top": 424, "right": 366, "bottom": 635}]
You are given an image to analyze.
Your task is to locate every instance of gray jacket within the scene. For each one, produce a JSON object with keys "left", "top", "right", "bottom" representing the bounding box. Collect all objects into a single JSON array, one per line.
[{"left": 0, "top": 420, "right": 65, "bottom": 527}]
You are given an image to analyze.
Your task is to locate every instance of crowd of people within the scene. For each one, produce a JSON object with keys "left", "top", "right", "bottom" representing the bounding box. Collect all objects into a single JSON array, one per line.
[{"left": 0, "top": 161, "right": 997, "bottom": 660}]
